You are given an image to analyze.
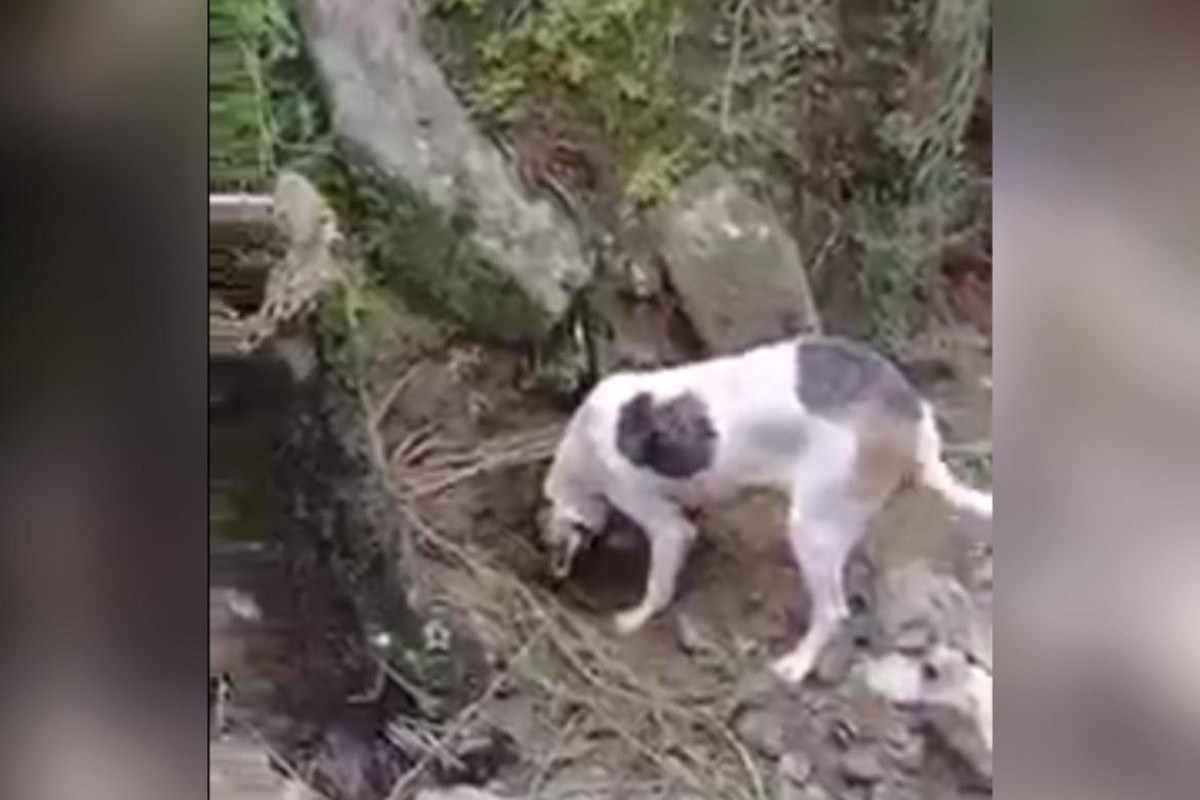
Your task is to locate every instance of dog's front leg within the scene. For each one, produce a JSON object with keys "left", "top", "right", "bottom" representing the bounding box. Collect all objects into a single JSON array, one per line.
[{"left": 607, "top": 487, "right": 696, "bottom": 635}]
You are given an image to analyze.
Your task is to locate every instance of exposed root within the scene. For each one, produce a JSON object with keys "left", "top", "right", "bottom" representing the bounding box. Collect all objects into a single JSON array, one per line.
[
  {"left": 341, "top": 295, "right": 766, "bottom": 799},
  {"left": 395, "top": 423, "right": 565, "bottom": 499},
  {"left": 385, "top": 624, "right": 549, "bottom": 800},
  {"left": 395, "top": 503, "right": 767, "bottom": 800}
]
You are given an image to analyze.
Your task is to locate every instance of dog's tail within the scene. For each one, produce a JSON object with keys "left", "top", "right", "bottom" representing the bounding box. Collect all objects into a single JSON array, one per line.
[{"left": 913, "top": 401, "right": 992, "bottom": 519}]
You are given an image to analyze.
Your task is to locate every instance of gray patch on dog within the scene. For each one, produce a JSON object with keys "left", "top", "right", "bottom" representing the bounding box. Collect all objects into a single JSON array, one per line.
[
  {"left": 615, "top": 391, "right": 718, "bottom": 478},
  {"left": 796, "top": 338, "right": 922, "bottom": 419}
]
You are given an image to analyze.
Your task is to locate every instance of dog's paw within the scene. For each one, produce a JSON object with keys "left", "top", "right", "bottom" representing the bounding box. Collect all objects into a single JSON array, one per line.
[
  {"left": 771, "top": 652, "right": 814, "bottom": 685},
  {"left": 614, "top": 607, "right": 651, "bottom": 635}
]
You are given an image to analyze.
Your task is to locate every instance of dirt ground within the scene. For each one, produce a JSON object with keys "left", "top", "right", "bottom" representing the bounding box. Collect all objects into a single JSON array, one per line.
[{"left": 362, "top": 282, "right": 993, "bottom": 800}]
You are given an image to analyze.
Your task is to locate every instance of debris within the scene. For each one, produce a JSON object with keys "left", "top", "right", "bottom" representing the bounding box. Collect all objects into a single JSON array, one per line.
[
  {"left": 778, "top": 751, "right": 814, "bottom": 786},
  {"left": 415, "top": 787, "right": 508, "bottom": 800},
  {"left": 815, "top": 636, "right": 855, "bottom": 685},
  {"left": 733, "top": 708, "right": 787, "bottom": 759},
  {"left": 841, "top": 745, "right": 886, "bottom": 784},
  {"left": 674, "top": 613, "right": 720, "bottom": 658}
]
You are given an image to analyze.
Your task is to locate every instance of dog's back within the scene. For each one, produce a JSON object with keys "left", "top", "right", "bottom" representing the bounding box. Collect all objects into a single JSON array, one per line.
[{"left": 580, "top": 338, "right": 864, "bottom": 499}]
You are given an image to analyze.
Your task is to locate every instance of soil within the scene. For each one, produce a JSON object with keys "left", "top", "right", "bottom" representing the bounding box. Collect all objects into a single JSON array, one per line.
[
  {"left": 357, "top": 282, "right": 993, "bottom": 799},
  {"left": 210, "top": 51, "right": 995, "bottom": 799},
  {"left": 211, "top": 281, "right": 991, "bottom": 800}
]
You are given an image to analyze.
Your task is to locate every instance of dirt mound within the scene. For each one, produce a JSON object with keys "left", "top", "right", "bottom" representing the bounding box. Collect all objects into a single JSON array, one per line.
[{"left": 363, "top": 329, "right": 992, "bottom": 799}]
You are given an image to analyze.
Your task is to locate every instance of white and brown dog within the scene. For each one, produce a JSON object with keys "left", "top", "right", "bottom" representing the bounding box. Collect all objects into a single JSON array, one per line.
[{"left": 537, "top": 335, "right": 992, "bottom": 686}]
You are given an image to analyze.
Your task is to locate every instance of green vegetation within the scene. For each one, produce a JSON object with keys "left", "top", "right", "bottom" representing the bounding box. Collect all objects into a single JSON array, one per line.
[
  {"left": 210, "top": 0, "right": 556, "bottom": 354},
  {"left": 426, "top": 0, "right": 715, "bottom": 208},
  {"left": 212, "top": 0, "right": 990, "bottom": 363},
  {"left": 428, "top": 0, "right": 990, "bottom": 351},
  {"left": 210, "top": 0, "right": 333, "bottom": 190}
]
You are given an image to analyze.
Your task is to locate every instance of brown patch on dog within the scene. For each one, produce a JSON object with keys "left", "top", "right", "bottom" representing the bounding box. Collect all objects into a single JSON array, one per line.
[
  {"left": 847, "top": 411, "right": 920, "bottom": 507},
  {"left": 796, "top": 338, "right": 922, "bottom": 420},
  {"left": 615, "top": 391, "right": 718, "bottom": 479}
]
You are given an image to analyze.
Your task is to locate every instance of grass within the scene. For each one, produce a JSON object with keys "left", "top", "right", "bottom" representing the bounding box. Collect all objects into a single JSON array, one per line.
[
  {"left": 425, "top": 0, "right": 716, "bottom": 209},
  {"left": 210, "top": 0, "right": 334, "bottom": 191}
]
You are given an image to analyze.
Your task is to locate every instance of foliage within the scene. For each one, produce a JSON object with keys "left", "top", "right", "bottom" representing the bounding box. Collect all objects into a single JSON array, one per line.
[
  {"left": 697, "top": 0, "right": 990, "bottom": 352},
  {"left": 211, "top": 0, "right": 557, "bottom": 356},
  {"left": 428, "top": 0, "right": 711, "bottom": 207},
  {"left": 430, "top": 0, "right": 990, "bottom": 345},
  {"left": 210, "top": 0, "right": 334, "bottom": 190}
]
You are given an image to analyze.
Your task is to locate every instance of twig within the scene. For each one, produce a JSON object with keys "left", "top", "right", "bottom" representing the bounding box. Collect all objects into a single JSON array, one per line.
[
  {"left": 385, "top": 623, "right": 549, "bottom": 800},
  {"left": 390, "top": 423, "right": 444, "bottom": 469},
  {"left": 807, "top": 216, "right": 844, "bottom": 287},
  {"left": 371, "top": 364, "right": 421, "bottom": 431},
  {"left": 231, "top": 718, "right": 329, "bottom": 799},
  {"left": 349, "top": 650, "right": 445, "bottom": 718},
  {"left": 719, "top": 0, "right": 751, "bottom": 137},
  {"left": 528, "top": 708, "right": 588, "bottom": 799},
  {"left": 399, "top": 505, "right": 760, "bottom": 800},
  {"left": 404, "top": 437, "right": 561, "bottom": 498}
]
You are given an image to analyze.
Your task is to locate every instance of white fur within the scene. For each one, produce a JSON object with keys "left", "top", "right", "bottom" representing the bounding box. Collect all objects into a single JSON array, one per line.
[{"left": 541, "top": 336, "right": 992, "bottom": 686}]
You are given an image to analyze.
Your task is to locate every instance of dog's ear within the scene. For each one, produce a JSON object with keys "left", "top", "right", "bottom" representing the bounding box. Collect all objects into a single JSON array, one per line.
[{"left": 615, "top": 392, "right": 655, "bottom": 466}]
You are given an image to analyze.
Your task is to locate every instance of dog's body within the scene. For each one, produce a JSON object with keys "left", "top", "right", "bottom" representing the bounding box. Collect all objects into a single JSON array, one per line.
[{"left": 539, "top": 335, "right": 992, "bottom": 686}]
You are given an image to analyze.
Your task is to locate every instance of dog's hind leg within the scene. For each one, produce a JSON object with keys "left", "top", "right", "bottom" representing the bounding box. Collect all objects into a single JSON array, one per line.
[
  {"left": 606, "top": 485, "right": 697, "bottom": 635},
  {"left": 773, "top": 429, "right": 871, "bottom": 685},
  {"left": 772, "top": 505, "right": 867, "bottom": 685}
]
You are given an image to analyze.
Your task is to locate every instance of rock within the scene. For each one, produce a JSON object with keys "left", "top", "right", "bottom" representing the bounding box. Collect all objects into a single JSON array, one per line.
[
  {"left": 732, "top": 668, "right": 779, "bottom": 710},
  {"left": 779, "top": 751, "right": 814, "bottom": 785},
  {"left": 239, "top": 171, "right": 347, "bottom": 354},
  {"left": 815, "top": 635, "right": 855, "bottom": 685},
  {"left": 674, "top": 613, "right": 719, "bottom": 658},
  {"left": 891, "top": 624, "right": 934, "bottom": 655},
  {"left": 858, "top": 646, "right": 992, "bottom": 784},
  {"left": 883, "top": 722, "right": 925, "bottom": 773},
  {"left": 864, "top": 560, "right": 992, "bottom": 784},
  {"left": 734, "top": 708, "right": 787, "bottom": 759},
  {"left": 870, "top": 781, "right": 923, "bottom": 800},
  {"left": 919, "top": 646, "right": 993, "bottom": 782},
  {"left": 873, "top": 563, "right": 992, "bottom": 674},
  {"left": 296, "top": 0, "right": 592, "bottom": 325},
  {"left": 617, "top": 254, "right": 661, "bottom": 300},
  {"left": 840, "top": 745, "right": 886, "bottom": 784},
  {"left": 652, "top": 165, "right": 821, "bottom": 355},
  {"left": 416, "top": 787, "right": 507, "bottom": 800},
  {"left": 776, "top": 781, "right": 809, "bottom": 800}
]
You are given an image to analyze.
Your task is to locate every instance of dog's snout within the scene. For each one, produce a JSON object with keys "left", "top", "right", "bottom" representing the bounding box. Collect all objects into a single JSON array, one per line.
[{"left": 548, "top": 546, "right": 573, "bottom": 579}]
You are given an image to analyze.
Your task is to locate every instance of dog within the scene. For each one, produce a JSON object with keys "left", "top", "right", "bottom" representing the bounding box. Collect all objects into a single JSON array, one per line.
[{"left": 536, "top": 335, "right": 992, "bottom": 686}]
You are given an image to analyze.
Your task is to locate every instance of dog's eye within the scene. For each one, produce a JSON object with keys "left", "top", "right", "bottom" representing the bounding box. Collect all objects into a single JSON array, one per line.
[{"left": 921, "top": 662, "right": 940, "bottom": 683}]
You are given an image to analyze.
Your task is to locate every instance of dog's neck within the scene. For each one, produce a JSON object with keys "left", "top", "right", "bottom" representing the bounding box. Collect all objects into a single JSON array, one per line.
[{"left": 544, "top": 416, "right": 606, "bottom": 529}]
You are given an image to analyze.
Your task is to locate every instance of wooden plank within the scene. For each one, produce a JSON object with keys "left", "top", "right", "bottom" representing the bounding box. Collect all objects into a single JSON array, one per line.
[
  {"left": 210, "top": 193, "right": 275, "bottom": 231},
  {"left": 210, "top": 313, "right": 253, "bottom": 358},
  {"left": 210, "top": 193, "right": 280, "bottom": 318}
]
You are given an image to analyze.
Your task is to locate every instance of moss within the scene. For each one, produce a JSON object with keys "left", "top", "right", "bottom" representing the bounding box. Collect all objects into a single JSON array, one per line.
[
  {"left": 313, "top": 161, "right": 555, "bottom": 344},
  {"left": 211, "top": 0, "right": 557, "bottom": 349}
]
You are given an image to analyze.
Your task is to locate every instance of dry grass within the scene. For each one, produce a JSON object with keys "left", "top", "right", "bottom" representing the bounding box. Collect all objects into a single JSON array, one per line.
[
  {"left": 395, "top": 423, "right": 565, "bottom": 499},
  {"left": 339, "top": 321, "right": 766, "bottom": 797},
  {"left": 395, "top": 502, "right": 767, "bottom": 800}
]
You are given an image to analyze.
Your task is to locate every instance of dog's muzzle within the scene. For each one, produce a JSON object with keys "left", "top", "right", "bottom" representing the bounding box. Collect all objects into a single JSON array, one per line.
[
  {"left": 544, "top": 525, "right": 590, "bottom": 581},
  {"left": 548, "top": 542, "right": 576, "bottom": 580}
]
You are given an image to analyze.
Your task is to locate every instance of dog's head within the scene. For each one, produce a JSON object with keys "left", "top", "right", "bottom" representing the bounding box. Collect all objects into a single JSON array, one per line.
[{"left": 534, "top": 502, "right": 597, "bottom": 581}]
